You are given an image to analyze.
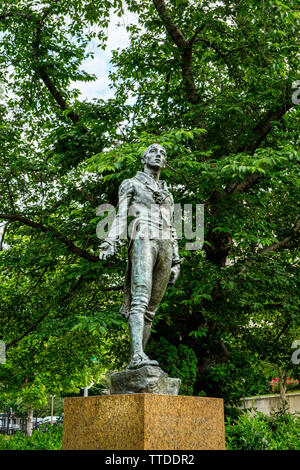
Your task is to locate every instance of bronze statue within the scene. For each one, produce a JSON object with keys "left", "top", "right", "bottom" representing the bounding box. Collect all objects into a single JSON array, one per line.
[{"left": 99, "top": 144, "right": 180, "bottom": 370}]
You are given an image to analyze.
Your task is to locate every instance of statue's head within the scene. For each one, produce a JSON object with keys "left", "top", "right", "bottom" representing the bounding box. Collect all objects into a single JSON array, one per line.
[{"left": 141, "top": 143, "right": 167, "bottom": 170}]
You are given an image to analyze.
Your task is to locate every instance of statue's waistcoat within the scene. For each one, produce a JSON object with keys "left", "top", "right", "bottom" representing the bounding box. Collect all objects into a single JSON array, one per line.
[{"left": 126, "top": 171, "right": 174, "bottom": 239}]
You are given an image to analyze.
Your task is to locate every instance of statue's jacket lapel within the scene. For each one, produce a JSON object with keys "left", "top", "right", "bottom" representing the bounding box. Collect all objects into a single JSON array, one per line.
[{"left": 128, "top": 171, "right": 174, "bottom": 240}]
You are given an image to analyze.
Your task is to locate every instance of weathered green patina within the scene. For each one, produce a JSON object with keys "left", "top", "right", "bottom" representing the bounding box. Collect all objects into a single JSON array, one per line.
[{"left": 99, "top": 144, "right": 181, "bottom": 370}]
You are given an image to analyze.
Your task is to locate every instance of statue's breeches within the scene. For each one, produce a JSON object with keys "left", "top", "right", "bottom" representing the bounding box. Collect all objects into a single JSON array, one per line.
[{"left": 128, "top": 237, "right": 173, "bottom": 321}]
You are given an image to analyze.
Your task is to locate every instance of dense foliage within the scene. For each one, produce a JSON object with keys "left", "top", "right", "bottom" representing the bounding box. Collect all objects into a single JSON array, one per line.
[
  {"left": 146, "top": 337, "right": 198, "bottom": 395},
  {"left": 0, "top": 425, "right": 62, "bottom": 450},
  {"left": 226, "top": 405, "right": 300, "bottom": 450},
  {"left": 0, "top": 0, "right": 299, "bottom": 413}
]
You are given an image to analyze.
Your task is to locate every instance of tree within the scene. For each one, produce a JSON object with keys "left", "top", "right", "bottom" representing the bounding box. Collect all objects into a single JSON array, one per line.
[{"left": 0, "top": 0, "right": 299, "bottom": 408}]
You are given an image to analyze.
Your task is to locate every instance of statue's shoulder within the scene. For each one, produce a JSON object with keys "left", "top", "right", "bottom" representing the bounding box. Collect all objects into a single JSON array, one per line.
[
  {"left": 159, "top": 179, "right": 172, "bottom": 195},
  {"left": 118, "top": 177, "right": 135, "bottom": 197},
  {"left": 125, "top": 172, "right": 146, "bottom": 189},
  {"left": 160, "top": 180, "right": 169, "bottom": 190}
]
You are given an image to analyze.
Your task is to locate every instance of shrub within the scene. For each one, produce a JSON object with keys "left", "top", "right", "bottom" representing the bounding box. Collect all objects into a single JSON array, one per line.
[
  {"left": 270, "top": 377, "right": 299, "bottom": 393},
  {"left": 146, "top": 337, "right": 198, "bottom": 395},
  {"left": 0, "top": 425, "right": 62, "bottom": 450},
  {"left": 226, "top": 403, "right": 300, "bottom": 450}
]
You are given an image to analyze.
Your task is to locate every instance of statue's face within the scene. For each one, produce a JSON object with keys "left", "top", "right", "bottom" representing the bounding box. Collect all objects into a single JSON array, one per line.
[{"left": 143, "top": 144, "right": 167, "bottom": 170}]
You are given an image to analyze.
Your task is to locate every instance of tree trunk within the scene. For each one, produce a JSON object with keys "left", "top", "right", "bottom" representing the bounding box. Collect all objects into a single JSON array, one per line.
[
  {"left": 278, "top": 367, "right": 288, "bottom": 409},
  {"left": 26, "top": 405, "right": 33, "bottom": 437}
]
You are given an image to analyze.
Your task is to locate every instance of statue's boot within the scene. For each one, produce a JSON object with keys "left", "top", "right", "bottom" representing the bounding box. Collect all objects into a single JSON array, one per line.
[
  {"left": 126, "top": 353, "right": 158, "bottom": 370},
  {"left": 143, "top": 310, "right": 155, "bottom": 349},
  {"left": 142, "top": 320, "right": 152, "bottom": 350},
  {"left": 127, "top": 312, "right": 158, "bottom": 370}
]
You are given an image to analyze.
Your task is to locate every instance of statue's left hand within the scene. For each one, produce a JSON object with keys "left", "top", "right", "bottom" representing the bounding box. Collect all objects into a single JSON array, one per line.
[
  {"left": 168, "top": 264, "right": 180, "bottom": 285},
  {"left": 99, "top": 241, "right": 115, "bottom": 260}
]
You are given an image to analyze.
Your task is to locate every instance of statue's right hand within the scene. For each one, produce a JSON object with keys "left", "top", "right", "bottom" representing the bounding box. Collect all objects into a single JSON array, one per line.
[{"left": 99, "top": 242, "right": 115, "bottom": 260}]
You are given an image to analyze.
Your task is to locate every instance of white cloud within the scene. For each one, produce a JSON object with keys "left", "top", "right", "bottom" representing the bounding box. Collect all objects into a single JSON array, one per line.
[
  {"left": 71, "top": 10, "right": 138, "bottom": 102},
  {"left": 72, "top": 52, "right": 113, "bottom": 101}
]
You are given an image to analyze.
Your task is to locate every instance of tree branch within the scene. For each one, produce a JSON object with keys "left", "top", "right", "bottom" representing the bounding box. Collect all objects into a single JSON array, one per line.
[
  {"left": 38, "top": 68, "right": 85, "bottom": 127},
  {"left": 152, "top": 0, "right": 202, "bottom": 107},
  {"left": 5, "top": 274, "right": 85, "bottom": 349},
  {"left": 31, "top": 12, "right": 86, "bottom": 129},
  {"left": 1, "top": 6, "right": 86, "bottom": 129},
  {"left": 0, "top": 212, "right": 98, "bottom": 262},
  {"left": 189, "top": 25, "right": 206, "bottom": 46},
  {"left": 152, "top": 0, "right": 188, "bottom": 48},
  {"left": 5, "top": 279, "right": 123, "bottom": 349},
  {"left": 0, "top": 11, "right": 33, "bottom": 21},
  {"left": 274, "top": 321, "right": 290, "bottom": 343},
  {"left": 0, "top": 224, "right": 7, "bottom": 251},
  {"left": 24, "top": 263, "right": 53, "bottom": 295},
  {"left": 259, "top": 219, "right": 300, "bottom": 255},
  {"left": 224, "top": 99, "right": 295, "bottom": 195},
  {"left": 237, "top": 218, "right": 300, "bottom": 274},
  {"left": 225, "top": 173, "right": 263, "bottom": 196},
  {"left": 195, "top": 38, "right": 241, "bottom": 84},
  {"left": 6, "top": 180, "right": 16, "bottom": 212},
  {"left": 239, "top": 100, "right": 295, "bottom": 155}
]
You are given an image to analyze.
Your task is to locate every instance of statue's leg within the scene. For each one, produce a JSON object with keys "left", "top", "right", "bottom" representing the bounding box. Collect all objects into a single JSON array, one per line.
[
  {"left": 127, "top": 237, "right": 159, "bottom": 369},
  {"left": 128, "top": 309, "right": 145, "bottom": 360},
  {"left": 143, "top": 310, "right": 155, "bottom": 349},
  {"left": 143, "top": 239, "right": 173, "bottom": 348}
]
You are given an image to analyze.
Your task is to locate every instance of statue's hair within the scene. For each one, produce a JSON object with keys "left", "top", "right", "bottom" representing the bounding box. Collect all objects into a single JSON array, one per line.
[{"left": 141, "top": 143, "right": 166, "bottom": 163}]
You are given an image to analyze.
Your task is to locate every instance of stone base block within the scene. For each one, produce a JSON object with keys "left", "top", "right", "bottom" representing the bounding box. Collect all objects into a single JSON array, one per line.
[
  {"left": 62, "top": 394, "right": 225, "bottom": 450},
  {"left": 110, "top": 366, "right": 181, "bottom": 395}
]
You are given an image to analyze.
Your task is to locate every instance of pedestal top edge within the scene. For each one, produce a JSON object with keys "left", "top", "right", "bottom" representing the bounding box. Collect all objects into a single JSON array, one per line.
[{"left": 63, "top": 394, "right": 224, "bottom": 402}]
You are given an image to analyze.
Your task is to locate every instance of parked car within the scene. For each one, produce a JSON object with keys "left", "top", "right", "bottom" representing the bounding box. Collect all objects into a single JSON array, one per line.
[
  {"left": 32, "top": 418, "right": 44, "bottom": 430},
  {"left": 35, "top": 416, "right": 63, "bottom": 431},
  {"left": 42, "top": 416, "right": 60, "bottom": 423}
]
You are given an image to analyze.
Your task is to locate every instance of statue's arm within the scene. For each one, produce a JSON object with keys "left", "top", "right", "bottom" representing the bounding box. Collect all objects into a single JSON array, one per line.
[
  {"left": 171, "top": 226, "right": 181, "bottom": 266},
  {"left": 169, "top": 196, "right": 181, "bottom": 283},
  {"left": 99, "top": 179, "right": 134, "bottom": 259}
]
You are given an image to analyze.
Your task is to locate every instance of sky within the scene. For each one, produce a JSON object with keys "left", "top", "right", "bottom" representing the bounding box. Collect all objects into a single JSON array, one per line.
[
  {"left": 0, "top": 11, "right": 139, "bottom": 240},
  {"left": 0, "top": 11, "right": 139, "bottom": 106},
  {"left": 0, "top": 11, "right": 139, "bottom": 237},
  {"left": 72, "top": 11, "right": 138, "bottom": 102}
]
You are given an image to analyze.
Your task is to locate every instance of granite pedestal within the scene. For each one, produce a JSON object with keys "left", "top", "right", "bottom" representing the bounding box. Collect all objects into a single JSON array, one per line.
[{"left": 62, "top": 394, "right": 226, "bottom": 450}]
